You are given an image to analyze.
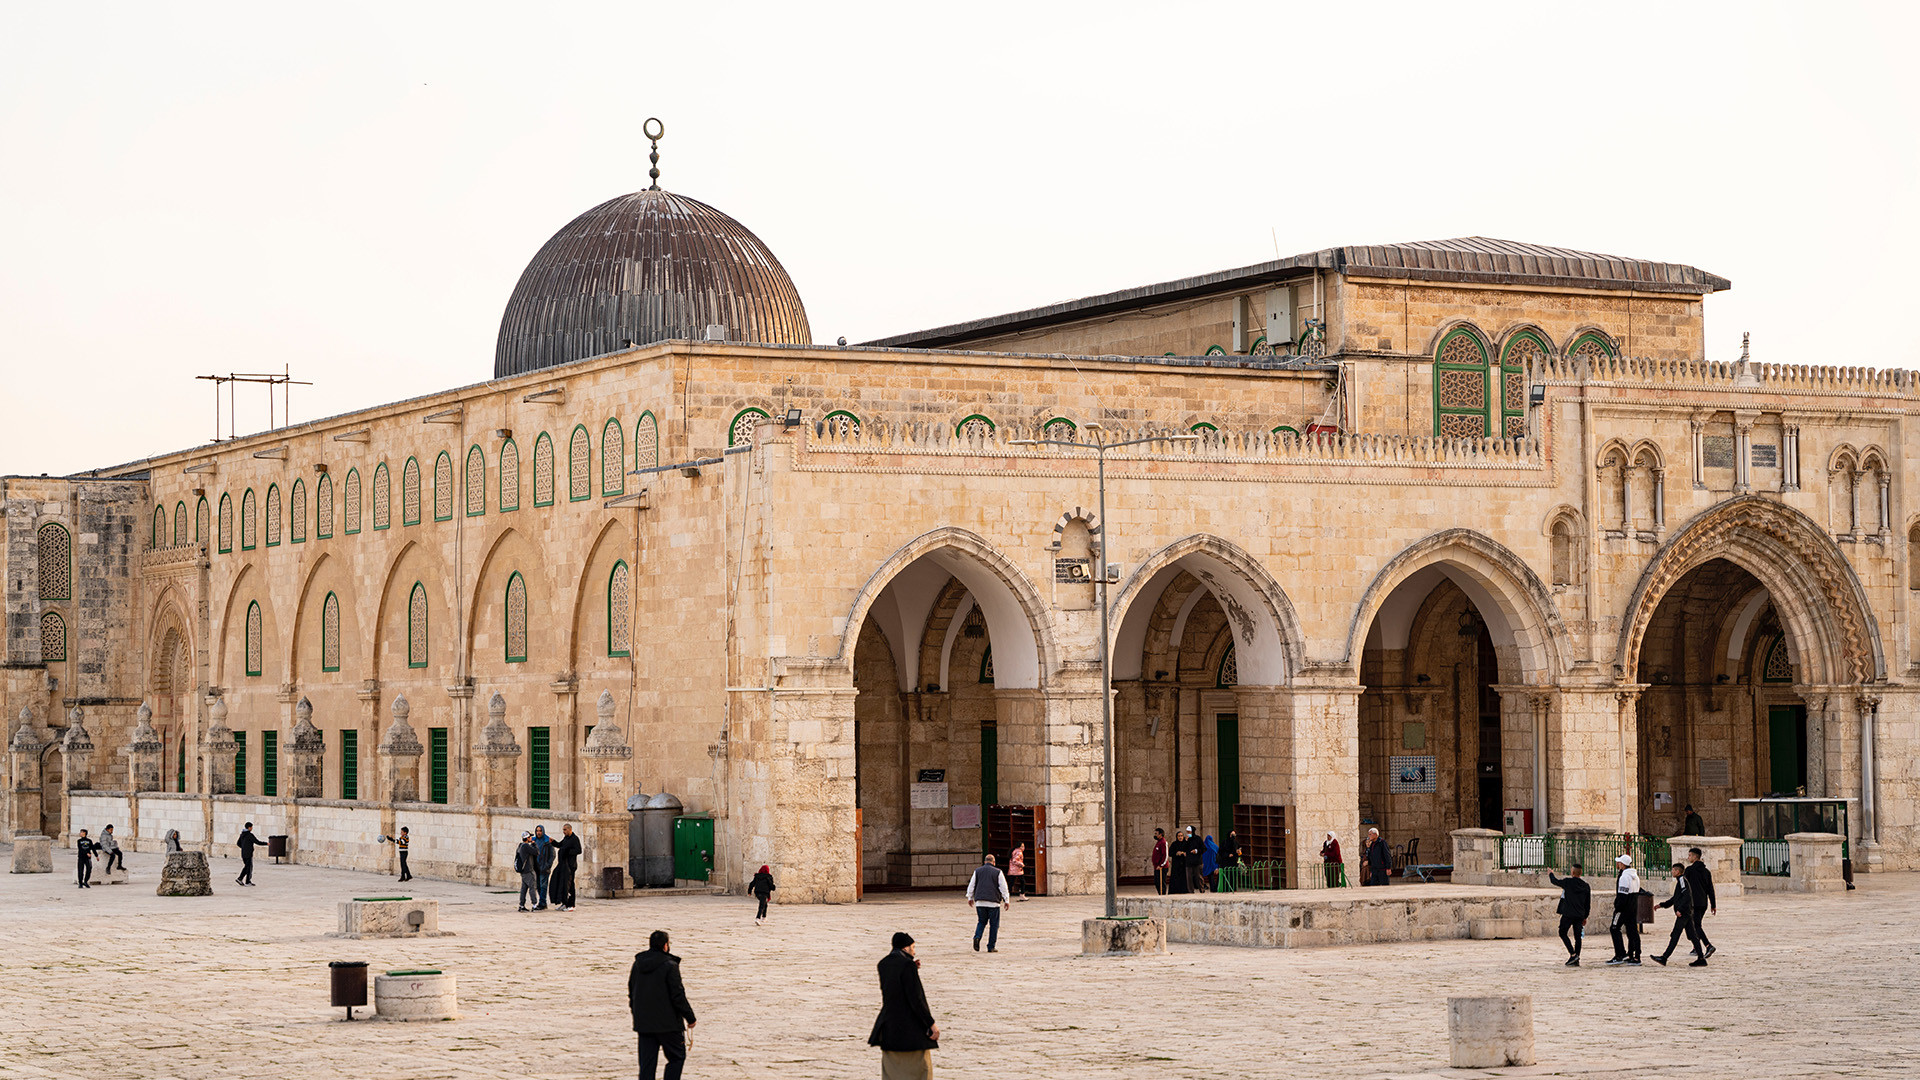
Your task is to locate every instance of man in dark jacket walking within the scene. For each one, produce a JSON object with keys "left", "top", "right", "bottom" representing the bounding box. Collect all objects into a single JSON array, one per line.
[
  {"left": 1363, "top": 827, "right": 1393, "bottom": 886},
  {"left": 870, "top": 931, "right": 939, "bottom": 1080},
  {"left": 629, "top": 929, "right": 697, "bottom": 1080},
  {"left": 1682, "top": 846, "right": 1717, "bottom": 959},
  {"left": 531, "top": 825, "right": 556, "bottom": 909},
  {"left": 75, "top": 829, "right": 99, "bottom": 888},
  {"left": 1548, "top": 862, "right": 1591, "bottom": 965},
  {"left": 1651, "top": 863, "right": 1704, "bottom": 966},
  {"left": 236, "top": 823, "right": 263, "bottom": 886},
  {"left": 549, "top": 823, "right": 583, "bottom": 911}
]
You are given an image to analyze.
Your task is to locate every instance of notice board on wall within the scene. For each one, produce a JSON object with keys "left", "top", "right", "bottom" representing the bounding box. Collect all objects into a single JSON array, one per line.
[{"left": 1389, "top": 755, "right": 1438, "bottom": 794}]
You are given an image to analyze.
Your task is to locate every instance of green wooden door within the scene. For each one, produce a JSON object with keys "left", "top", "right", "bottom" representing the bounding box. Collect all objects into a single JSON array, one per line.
[
  {"left": 1216, "top": 713, "right": 1241, "bottom": 839},
  {"left": 262, "top": 731, "right": 278, "bottom": 797},
  {"left": 340, "top": 729, "right": 359, "bottom": 800},
  {"left": 233, "top": 731, "right": 247, "bottom": 795},
  {"left": 673, "top": 816, "right": 714, "bottom": 881},
  {"left": 528, "top": 726, "right": 550, "bottom": 809},
  {"left": 1769, "top": 706, "right": 1806, "bottom": 793}
]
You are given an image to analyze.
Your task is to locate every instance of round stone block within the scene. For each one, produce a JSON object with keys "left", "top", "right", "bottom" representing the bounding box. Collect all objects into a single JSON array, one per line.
[
  {"left": 10, "top": 834, "right": 53, "bottom": 874},
  {"left": 1448, "top": 994, "right": 1534, "bottom": 1068},
  {"left": 375, "top": 971, "right": 458, "bottom": 1021},
  {"left": 157, "top": 850, "right": 213, "bottom": 896},
  {"left": 1082, "top": 916, "right": 1168, "bottom": 956}
]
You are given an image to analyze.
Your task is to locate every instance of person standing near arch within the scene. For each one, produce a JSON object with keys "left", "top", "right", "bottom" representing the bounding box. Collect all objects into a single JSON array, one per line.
[{"left": 1151, "top": 828, "right": 1171, "bottom": 895}]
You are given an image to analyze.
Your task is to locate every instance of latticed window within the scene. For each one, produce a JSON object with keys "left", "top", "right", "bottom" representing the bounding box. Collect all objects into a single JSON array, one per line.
[
  {"left": 265, "top": 485, "right": 281, "bottom": 547},
  {"left": 505, "top": 572, "right": 529, "bottom": 663},
  {"left": 466, "top": 445, "right": 486, "bottom": 516},
  {"left": 1434, "top": 328, "right": 1492, "bottom": 439},
  {"left": 433, "top": 452, "right": 454, "bottom": 521},
  {"left": 174, "top": 501, "right": 187, "bottom": 546},
  {"left": 321, "top": 592, "right": 340, "bottom": 672},
  {"left": 602, "top": 418, "right": 625, "bottom": 495},
  {"left": 957, "top": 415, "right": 995, "bottom": 439},
  {"left": 980, "top": 646, "right": 995, "bottom": 684},
  {"left": 608, "top": 561, "right": 631, "bottom": 657},
  {"left": 153, "top": 506, "right": 166, "bottom": 548},
  {"left": 372, "top": 463, "right": 391, "bottom": 530},
  {"left": 533, "top": 432, "right": 555, "bottom": 506},
  {"left": 196, "top": 498, "right": 210, "bottom": 544},
  {"left": 1043, "top": 418, "right": 1076, "bottom": 442},
  {"left": 290, "top": 479, "right": 306, "bottom": 543},
  {"left": 1763, "top": 636, "right": 1794, "bottom": 683},
  {"left": 241, "top": 489, "right": 257, "bottom": 550},
  {"left": 401, "top": 458, "right": 421, "bottom": 525},
  {"left": 499, "top": 440, "right": 521, "bottom": 511},
  {"left": 245, "top": 601, "right": 263, "bottom": 677},
  {"left": 344, "top": 469, "right": 363, "bottom": 533},
  {"left": 318, "top": 474, "right": 335, "bottom": 538},
  {"left": 1569, "top": 331, "right": 1616, "bottom": 361},
  {"left": 407, "top": 583, "right": 428, "bottom": 668},
  {"left": 1498, "top": 332, "right": 1546, "bottom": 440},
  {"left": 635, "top": 413, "right": 659, "bottom": 469},
  {"left": 823, "top": 410, "right": 861, "bottom": 438},
  {"left": 569, "top": 426, "right": 591, "bottom": 501},
  {"left": 40, "top": 611, "right": 66, "bottom": 662},
  {"left": 730, "top": 408, "right": 769, "bottom": 447},
  {"left": 218, "top": 495, "right": 233, "bottom": 552},
  {"left": 1217, "top": 644, "right": 1238, "bottom": 688}
]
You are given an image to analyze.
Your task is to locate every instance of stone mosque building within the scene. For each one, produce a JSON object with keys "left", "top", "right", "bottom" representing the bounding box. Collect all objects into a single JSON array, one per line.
[{"left": 5, "top": 153, "right": 1916, "bottom": 902}]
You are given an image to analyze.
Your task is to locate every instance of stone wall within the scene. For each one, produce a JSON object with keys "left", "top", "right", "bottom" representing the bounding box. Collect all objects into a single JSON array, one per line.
[{"left": 1117, "top": 886, "right": 1565, "bottom": 948}]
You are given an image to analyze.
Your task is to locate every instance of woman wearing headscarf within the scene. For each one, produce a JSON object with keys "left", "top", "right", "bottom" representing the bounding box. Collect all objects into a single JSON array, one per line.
[
  {"left": 1200, "top": 835, "right": 1219, "bottom": 892},
  {"left": 1008, "top": 843, "right": 1027, "bottom": 901},
  {"left": 750, "top": 864, "right": 777, "bottom": 924},
  {"left": 1168, "top": 827, "right": 1191, "bottom": 893},
  {"left": 1321, "top": 832, "right": 1343, "bottom": 887}
]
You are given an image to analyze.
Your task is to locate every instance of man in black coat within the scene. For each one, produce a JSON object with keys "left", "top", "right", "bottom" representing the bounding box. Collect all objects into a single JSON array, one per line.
[
  {"left": 1548, "top": 862, "right": 1591, "bottom": 965},
  {"left": 1683, "top": 846, "right": 1717, "bottom": 960},
  {"left": 1363, "top": 828, "right": 1393, "bottom": 886},
  {"left": 549, "top": 824, "right": 583, "bottom": 911},
  {"left": 870, "top": 932, "right": 939, "bottom": 1079},
  {"left": 75, "top": 829, "right": 99, "bottom": 888},
  {"left": 629, "top": 929, "right": 697, "bottom": 1080},
  {"left": 236, "top": 823, "right": 263, "bottom": 886}
]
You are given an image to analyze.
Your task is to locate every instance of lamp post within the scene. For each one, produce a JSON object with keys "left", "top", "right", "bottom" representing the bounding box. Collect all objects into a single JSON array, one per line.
[{"left": 1012, "top": 424, "right": 1199, "bottom": 917}]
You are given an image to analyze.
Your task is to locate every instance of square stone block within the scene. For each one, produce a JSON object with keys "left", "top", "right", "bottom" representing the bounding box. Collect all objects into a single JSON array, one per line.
[
  {"left": 333, "top": 898, "right": 448, "bottom": 938},
  {"left": 10, "top": 835, "right": 53, "bottom": 874}
]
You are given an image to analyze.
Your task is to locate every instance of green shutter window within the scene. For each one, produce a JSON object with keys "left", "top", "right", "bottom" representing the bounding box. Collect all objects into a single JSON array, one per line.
[
  {"left": 981, "top": 723, "right": 998, "bottom": 809},
  {"left": 234, "top": 730, "right": 248, "bottom": 795},
  {"left": 262, "top": 731, "right": 279, "bottom": 797},
  {"left": 340, "top": 729, "right": 359, "bottom": 800},
  {"left": 1216, "top": 713, "right": 1241, "bottom": 840},
  {"left": 529, "top": 726, "right": 551, "bottom": 810},
  {"left": 429, "top": 727, "right": 449, "bottom": 804}
]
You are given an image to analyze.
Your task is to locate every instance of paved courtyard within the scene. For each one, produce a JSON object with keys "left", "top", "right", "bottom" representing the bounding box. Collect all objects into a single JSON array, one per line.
[{"left": 1, "top": 845, "right": 1914, "bottom": 1079}]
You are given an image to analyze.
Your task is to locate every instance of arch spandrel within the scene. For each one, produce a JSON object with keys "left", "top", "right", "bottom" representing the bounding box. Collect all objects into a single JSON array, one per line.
[
  {"left": 1111, "top": 535, "right": 1304, "bottom": 685},
  {"left": 1617, "top": 496, "right": 1883, "bottom": 685}
]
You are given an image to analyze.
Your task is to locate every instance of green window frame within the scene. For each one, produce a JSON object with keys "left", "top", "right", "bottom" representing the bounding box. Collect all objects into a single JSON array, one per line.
[
  {"left": 401, "top": 457, "right": 422, "bottom": 526},
  {"left": 289, "top": 479, "right": 306, "bottom": 543},
  {"left": 428, "top": 727, "right": 449, "bottom": 804},
  {"left": 499, "top": 437, "right": 521, "bottom": 512},
  {"left": 234, "top": 730, "right": 248, "bottom": 795},
  {"left": 317, "top": 473, "right": 335, "bottom": 539},
  {"left": 465, "top": 444, "right": 486, "bottom": 517},
  {"left": 1567, "top": 330, "right": 1617, "bottom": 359},
  {"left": 1204, "top": 344, "right": 1227, "bottom": 356},
  {"left": 321, "top": 591, "right": 341, "bottom": 673},
  {"left": 240, "top": 488, "right": 257, "bottom": 550},
  {"left": 533, "top": 432, "right": 555, "bottom": 507},
  {"left": 262, "top": 730, "right": 279, "bottom": 797},
  {"left": 568, "top": 424, "right": 592, "bottom": 501},
  {"left": 174, "top": 501, "right": 187, "bottom": 546},
  {"left": 1190, "top": 422, "right": 1218, "bottom": 433},
  {"left": 433, "top": 450, "right": 454, "bottom": 522},
  {"left": 635, "top": 411, "right": 660, "bottom": 468},
  {"left": 371, "top": 462, "right": 391, "bottom": 531},
  {"left": 504, "top": 571, "right": 528, "bottom": 663},
  {"left": 196, "top": 497, "right": 210, "bottom": 544},
  {"left": 955, "top": 414, "right": 995, "bottom": 438},
  {"left": 152, "top": 505, "right": 165, "bottom": 547},
  {"left": 218, "top": 493, "right": 233, "bottom": 553},
  {"left": 407, "top": 582, "right": 429, "bottom": 669},
  {"left": 602, "top": 417, "right": 625, "bottom": 496},
  {"left": 728, "top": 407, "right": 771, "bottom": 447},
  {"left": 1271, "top": 425, "right": 1300, "bottom": 436},
  {"left": 264, "top": 484, "right": 281, "bottom": 547},
  {"left": 1041, "top": 417, "right": 1076, "bottom": 439},
  {"left": 244, "top": 601, "right": 264, "bottom": 677},
  {"left": 343, "top": 468, "right": 363, "bottom": 534},
  {"left": 607, "top": 560, "right": 631, "bottom": 658},
  {"left": 529, "top": 726, "right": 551, "bottom": 810},
  {"left": 1497, "top": 330, "right": 1548, "bottom": 440},
  {"left": 1433, "top": 327, "right": 1493, "bottom": 438},
  {"left": 340, "top": 728, "right": 359, "bottom": 800}
]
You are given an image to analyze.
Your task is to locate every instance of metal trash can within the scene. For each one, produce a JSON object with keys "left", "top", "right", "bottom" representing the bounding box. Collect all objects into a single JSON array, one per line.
[
  {"left": 626, "top": 792, "right": 651, "bottom": 889},
  {"left": 268, "top": 834, "right": 290, "bottom": 862},
  {"left": 1636, "top": 891, "right": 1655, "bottom": 926},
  {"left": 329, "top": 960, "right": 368, "bottom": 1019},
  {"left": 601, "top": 865, "right": 624, "bottom": 892},
  {"left": 640, "top": 793, "right": 683, "bottom": 887}
]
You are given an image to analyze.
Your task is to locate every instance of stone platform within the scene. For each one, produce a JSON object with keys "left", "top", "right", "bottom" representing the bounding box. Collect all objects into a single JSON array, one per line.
[{"left": 1116, "top": 883, "right": 1562, "bottom": 948}]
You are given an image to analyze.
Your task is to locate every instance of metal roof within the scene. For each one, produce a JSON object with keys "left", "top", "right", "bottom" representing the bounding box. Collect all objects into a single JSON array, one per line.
[{"left": 865, "top": 236, "right": 1730, "bottom": 350}]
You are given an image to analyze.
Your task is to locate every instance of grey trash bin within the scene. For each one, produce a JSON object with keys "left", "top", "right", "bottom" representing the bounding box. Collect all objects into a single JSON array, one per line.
[
  {"left": 640, "top": 793, "right": 683, "bottom": 887},
  {"left": 626, "top": 792, "right": 651, "bottom": 888}
]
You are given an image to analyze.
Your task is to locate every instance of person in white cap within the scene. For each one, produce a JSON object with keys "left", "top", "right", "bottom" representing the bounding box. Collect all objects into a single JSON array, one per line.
[{"left": 1606, "top": 853, "right": 1642, "bottom": 965}]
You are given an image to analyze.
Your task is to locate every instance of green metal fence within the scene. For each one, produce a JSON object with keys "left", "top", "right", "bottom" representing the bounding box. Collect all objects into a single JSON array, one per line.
[
  {"left": 1213, "top": 859, "right": 1286, "bottom": 892},
  {"left": 1741, "top": 838, "right": 1789, "bottom": 876},
  {"left": 1498, "top": 834, "right": 1672, "bottom": 873}
]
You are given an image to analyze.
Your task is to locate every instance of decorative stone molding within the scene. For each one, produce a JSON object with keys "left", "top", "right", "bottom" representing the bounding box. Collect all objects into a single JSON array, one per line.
[
  {"left": 286, "top": 698, "right": 326, "bottom": 798},
  {"left": 128, "top": 703, "right": 164, "bottom": 792},
  {"left": 378, "top": 695, "right": 424, "bottom": 803},
  {"left": 473, "top": 693, "right": 520, "bottom": 757},
  {"left": 583, "top": 691, "right": 632, "bottom": 760},
  {"left": 205, "top": 698, "right": 237, "bottom": 795}
]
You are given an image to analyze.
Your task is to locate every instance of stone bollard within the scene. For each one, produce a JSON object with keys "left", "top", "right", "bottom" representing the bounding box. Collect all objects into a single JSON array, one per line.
[
  {"left": 333, "top": 897, "right": 446, "bottom": 938},
  {"left": 1668, "top": 835, "right": 1745, "bottom": 898},
  {"left": 158, "top": 850, "right": 213, "bottom": 896},
  {"left": 1449, "top": 828, "right": 1502, "bottom": 886},
  {"left": 10, "top": 834, "right": 54, "bottom": 874},
  {"left": 1786, "top": 832, "right": 1847, "bottom": 893},
  {"left": 1448, "top": 995, "right": 1534, "bottom": 1068},
  {"left": 1081, "top": 916, "right": 1169, "bottom": 956},
  {"left": 374, "top": 970, "right": 458, "bottom": 1021}
]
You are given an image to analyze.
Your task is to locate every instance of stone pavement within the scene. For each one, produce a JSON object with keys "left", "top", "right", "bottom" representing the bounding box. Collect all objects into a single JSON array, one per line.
[{"left": 2, "top": 844, "right": 1915, "bottom": 1079}]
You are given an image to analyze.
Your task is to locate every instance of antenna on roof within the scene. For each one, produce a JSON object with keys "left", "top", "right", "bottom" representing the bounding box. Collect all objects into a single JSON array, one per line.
[
  {"left": 645, "top": 117, "right": 665, "bottom": 191},
  {"left": 1740, "top": 331, "right": 1750, "bottom": 362}
]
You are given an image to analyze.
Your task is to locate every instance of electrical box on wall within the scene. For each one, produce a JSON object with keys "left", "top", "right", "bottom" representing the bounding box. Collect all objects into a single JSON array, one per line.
[
  {"left": 1502, "top": 808, "right": 1533, "bottom": 835},
  {"left": 1266, "top": 288, "right": 1294, "bottom": 346}
]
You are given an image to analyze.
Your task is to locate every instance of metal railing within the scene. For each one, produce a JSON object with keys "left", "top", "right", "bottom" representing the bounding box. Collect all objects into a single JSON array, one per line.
[
  {"left": 1212, "top": 859, "right": 1286, "bottom": 892},
  {"left": 1498, "top": 834, "right": 1672, "bottom": 873},
  {"left": 1741, "top": 839, "right": 1790, "bottom": 876}
]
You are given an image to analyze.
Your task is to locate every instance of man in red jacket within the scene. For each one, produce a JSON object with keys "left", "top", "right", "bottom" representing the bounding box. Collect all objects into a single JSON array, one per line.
[{"left": 1151, "top": 828, "right": 1170, "bottom": 894}]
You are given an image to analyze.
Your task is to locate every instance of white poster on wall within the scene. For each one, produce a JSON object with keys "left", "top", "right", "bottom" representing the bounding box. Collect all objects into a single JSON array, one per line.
[{"left": 910, "top": 782, "right": 950, "bottom": 809}]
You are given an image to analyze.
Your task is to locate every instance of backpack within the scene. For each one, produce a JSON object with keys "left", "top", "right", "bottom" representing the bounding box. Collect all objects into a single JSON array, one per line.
[{"left": 514, "top": 844, "right": 534, "bottom": 874}]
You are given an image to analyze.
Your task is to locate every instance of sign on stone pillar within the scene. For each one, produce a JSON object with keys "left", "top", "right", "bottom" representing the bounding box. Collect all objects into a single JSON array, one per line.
[
  {"left": 61, "top": 707, "right": 95, "bottom": 790},
  {"left": 128, "top": 703, "right": 164, "bottom": 793},
  {"left": 286, "top": 699, "right": 326, "bottom": 799},
  {"left": 9, "top": 708, "right": 47, "bottom": 834},
  {"left": 378, "top": 695, "right": 424, "bottom": 803},
  {"left": 581, "top": 690, "right": 634, "bottom": 894},
  {"left": 205, "top": 699, "right": 238, "bottom": 796},
  {"left": 472, "top": 693, "right": 522, "bottom": 809}
]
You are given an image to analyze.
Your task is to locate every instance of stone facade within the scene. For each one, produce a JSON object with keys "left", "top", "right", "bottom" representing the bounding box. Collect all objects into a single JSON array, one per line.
[{"left": 5, "top": 220, "right": 1919, "bottom": 903}]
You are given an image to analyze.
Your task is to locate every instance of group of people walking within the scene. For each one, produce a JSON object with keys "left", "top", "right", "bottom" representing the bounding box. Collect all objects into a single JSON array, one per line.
[
  {"left": 1547, "top": 848, "right": 1718, "bottom": 967},
  {"left": 512, "top": 824, "right": 584, "bottom": 911}
]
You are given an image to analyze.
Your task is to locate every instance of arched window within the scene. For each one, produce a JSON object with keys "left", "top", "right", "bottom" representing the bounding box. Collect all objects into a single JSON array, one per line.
[
  {"left": 730, "top": 407, "right": 770, "bottom": 447},
  {"left": 1217, "top": 644, "right": 1238, "bottom": 688},
  {"left": 466, "top": 445, "right": 486, "bottom": 516},
  {"left": 1498, "top": 331, "right": 1548, "bottom": 440},
  {"left": 407, "top": 583, "right": 429, "bottom": 669},
  {"left": 1433, "top": 327, "right": 1493, "bottom": 438},
  {"left": 372, "top": 462, "right": 391, "bottom": 530},
  {"left": 173, "top": 501, "right": 187, "bottom": 546},
  {"left": 1042, "top": 417, "right": 1076, "bottom": 442},
  {"left": 196, "top": 497, "right": 210, "bottom": 544},
  {"left": 240, "top": 489, "right": 257, "bottom": 550},
  {"left": 822, "top": 410, "right": 861, "bottom": 438},
  {"left": 401, "top": 457, "right": 422, "bottom": 526},
  {"left": 245, "top": 600, "right": 263, "bottom": 677},
  {"left": 264, "top": 484, "right": 281, "bottom": 547},
  {"left": 533, "top": 432, "right": 556, "bottom": 507},
  {"left": 499, "top": 438, "right": 521, "bottom": 512},
  {"left": 980, "top": 646, "right": 995, "bottom": 684},
  {"left": 152, "top": 505, "right": 166, "bottom": 548},
  {"left": 1568, "top": 330, "right": 1617, "bottom": 360},
  {"left": 635, "top": 412, "right": 659, "bottom": 469},
  {"left": 1190, "top": 422, "right": 1218, "bottom": 433},
  {"left": 956, "top": 414, "right": 994, "bottom": 439},
  {"left": 608, "top": 561, "right": 631, "bottom": 658},
  {"left": 40, "top": 611, "right": 66, "bottom": 663},
  {"left": 1550, "top": 517, "right": 1577, "bottom": 586},
  {"left": 433, "top": 451, "right": 454, "bottom": 522},
  {"left": 321, "top": 592, "right": 341, "bottom": 673},
  {"left": 569, "top": 426, "right": 592, "bottom": 501},
  {"left": 1763, "top": 636, "right": 1794, "bottom": 683},
  {"left": 504, "top": 572, "right": 529, "bottom": 663},
  {"left": 317, "top": 473, "right": 336, "bottom": 538},
  {"left": 218, "top": 494, "right": 234, "bottom": 553},
  {"left": 602, "top": 418, "right": 625, "bottom": 496},
  {"left": 290, "top": 479, "right": 307, "bottom": 543},
  {"left": 1909, "top": 523, "right": 1920, "bottom": 590}
]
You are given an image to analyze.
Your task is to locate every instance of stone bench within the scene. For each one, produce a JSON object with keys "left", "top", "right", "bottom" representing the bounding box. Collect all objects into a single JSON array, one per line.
[
  {"left": 10, "top": 835, "right": 52, "bottom": 874},
  {"left": 374, "top": 970, "right": 458, "bottom": 1021},
  {"left": 334, "top": 897, "right": 447, "bottom": 938},
  {"left": 99, "top": 866, "right": 129, "bottom": 885},
  {"left": 1083, "top": 916, "right": 1168, "bottom": 955}
]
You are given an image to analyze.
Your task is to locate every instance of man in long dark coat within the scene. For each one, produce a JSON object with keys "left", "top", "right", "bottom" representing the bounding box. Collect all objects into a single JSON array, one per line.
[{"left": 870, "top": 932, "right": 939, "bottom": 1079}]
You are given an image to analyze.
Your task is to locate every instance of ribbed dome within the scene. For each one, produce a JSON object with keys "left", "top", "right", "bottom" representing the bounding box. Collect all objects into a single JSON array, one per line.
[{"left": 494, "top": 189, "right": 811, "bottom": 378}]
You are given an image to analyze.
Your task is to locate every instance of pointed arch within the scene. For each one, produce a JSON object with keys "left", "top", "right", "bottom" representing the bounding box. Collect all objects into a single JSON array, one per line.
[
  {"left": 196, "top": 496, "right": 210, "bottom": 545},
  {"left": 369, "top": 540, "right": 446, "bottom": 679},
  {"left": 173, "top": 500, "right": 187, "bottom": 546},
  {"left": 407, "top": 582, "right": 429, "bottom": 669},
  {"left": 602, "top": 417, "right": 626, "bottom": 496},
  {"left": 245, "top": 601, "right": 264, "bottom": 677},
  {"left": 371, "top": 462, "right": 391, "bottom": 530},
  {"left": 1567, "top": 328, "right": 1618, "bottom": 359},
  {"left": 265, "top": 483, "right": 282, "bottom": 547},
  {"left": 569, "top": 424, "right": 592, "bottom": 501},
  {"left": 321, "top": 592, "right": 341, "bottom": 672},
  {"left": 217, "top": 493, "right": 233, "bottom": 553},
  {"left": 608, "top": 560, "right": 632, "bottom": 658},
  {"left": 533, "top": 431, "right": 555, "bottom": 506},
  {"left": 1433, "top": 323, "right": 1494, "bottom": 438},
  {"left": 499, "top": 437, "right": 521, "bottom": 512},
  {"left": 433, "top": 450, "right": 454, "bottom": 522},
  {"left": 1110, "top": 534, "right": 1306, "bottom": 684},
  {"left": 504, "top": 572, "right": 529, "bottom": 663},
  {"left": 729, "top": 407, "right": 770, "bottom": 448},
  {"left": 466, "top": 444, "right": 487, "bottom": 516},
  {"left": 635, "top": 411, "right": 660, "bottom": 469},
  {"left": 401, "top": 457, "right": 422, "bottom": 525},
  {"left": 289, "top": 478, "right": 307, "bottom": 543},
  {"left": 316, "top": 472, "right": 335, "bottom": 538},
  {"left": 152, "top": 505, "right": 166, "bottom": 548},
  {"left": 566, "top": 517, "right": 633, "bottom": 670},
  {"left": 241, "top": 488, "right": 257, "bottom": 550}
]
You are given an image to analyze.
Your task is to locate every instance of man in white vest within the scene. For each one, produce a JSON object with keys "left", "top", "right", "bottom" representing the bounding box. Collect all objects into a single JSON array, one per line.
[{"left": 966, "top": 854, "right": 1011, "bottom": 953}]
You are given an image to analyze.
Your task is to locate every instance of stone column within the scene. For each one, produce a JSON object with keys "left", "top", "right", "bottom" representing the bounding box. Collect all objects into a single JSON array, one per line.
[
  {"left": 1650, "top": 468, "right": 1667, "bottom": 534},
  {"left": 285, "top": 699, "right": 325, "bottom": 799},
  {"left": 1688, "top": 418, "right": 1706, "bottom": 489},
  {"left": 1734, "top": 416, "right": 1755, "bottom": 494},
  {"left": 8, "top": 709, "right": 46, "bottom": 837},
  {"left": 1780, "top": 420, "right": 1801, "bottom": 491},
  {"left": 128, "top": 703, "right": 164, "bottom": 793},
  {"left": 1800, "top": 690, "right": 1828, "bottom": 797},
  {"left": 1546, "top": 687, "right": 1640, "bottom": 832},
  {"left": 581, "top": 690, "right": 634, "bottom": 896},
  {"left": 1449, "top": 827, "right": 1502, "bottom": 885},
  {"left": 743, "top": 658, "right": 859, "bottom": 903},
  {"left": 61, "top": 707, "right": 95, "bottom": 792},
  {"left": 1037, "top": 668, "right": 1104, "bottom": 897},
  {"left": 472, "top": 693, "right": 522, "bottom": 809},
  {"left": 204, "top": 698, "right": 237, "bottom": 796},
  {"left": 1786, "top": 832, "right": 1847, "bottom": 892},
  {"left": 1283, "top": 676, "right": 1362, "bottom": 888},
  {"left": 378, "top": 695, "right": 424, "bottom": 804}
]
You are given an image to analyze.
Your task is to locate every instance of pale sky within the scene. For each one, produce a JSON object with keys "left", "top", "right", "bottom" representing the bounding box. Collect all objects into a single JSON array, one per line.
[{"left": 3, "top": 3, "right": 1914, "bottom": 475}]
